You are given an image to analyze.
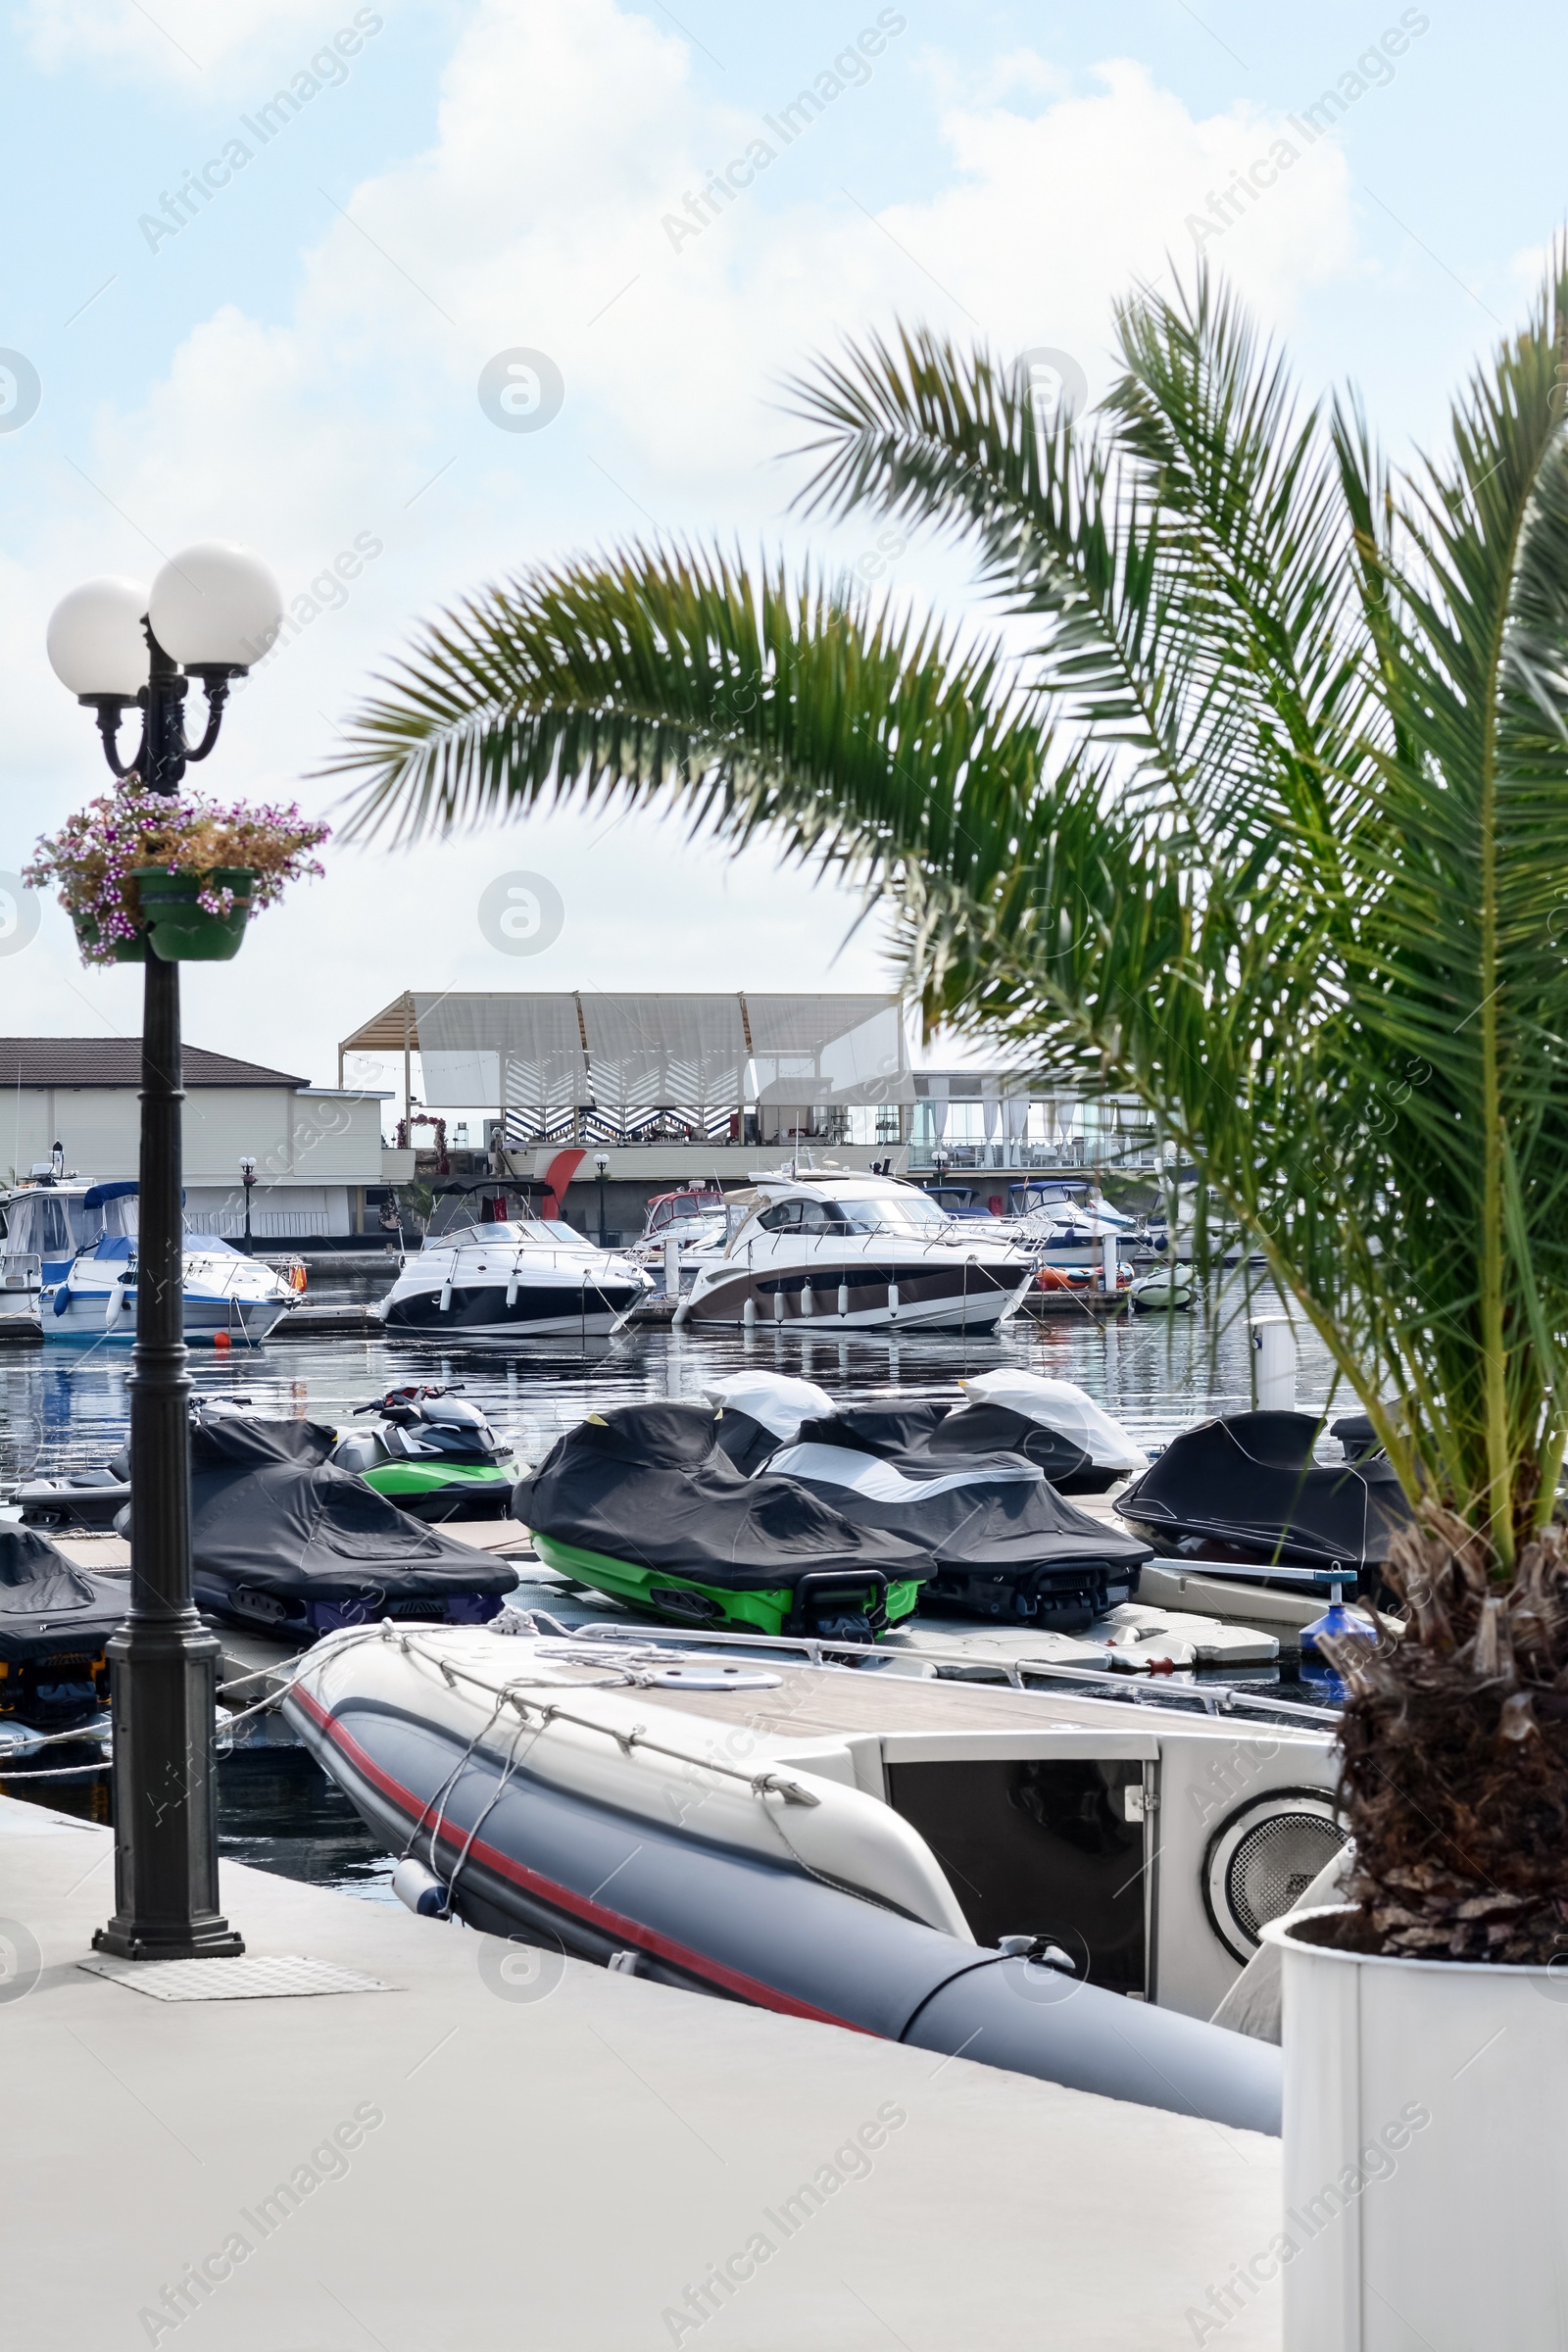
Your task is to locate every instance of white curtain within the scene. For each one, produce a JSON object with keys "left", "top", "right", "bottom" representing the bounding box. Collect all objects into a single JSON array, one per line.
[
  {"left": 982, "top": 1092, "right": 1001, "bottom": 1166},
  {"left": 926, "top": 1076, "right": 949, "bottom": 1146}
]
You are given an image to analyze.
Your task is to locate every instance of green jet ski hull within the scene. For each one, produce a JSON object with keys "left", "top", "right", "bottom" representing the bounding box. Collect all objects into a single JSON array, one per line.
[
  {"left": 363, "top": 1460, "right": 515, "bottom": 1523},
  {"left": 529, "top": 1532, "right": 922, "bottom": 1639}
]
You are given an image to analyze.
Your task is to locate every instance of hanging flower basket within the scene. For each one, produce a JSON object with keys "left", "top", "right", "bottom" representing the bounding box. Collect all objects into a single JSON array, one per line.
[
  {"left": 133, "top": 865, "right": 254, "bottom": 962},
  {"left": 71, "top": 914, "right": 147, "bottom": 964},
  {"left": 27, "top": 787, "right": 327, "bottom": 967}
]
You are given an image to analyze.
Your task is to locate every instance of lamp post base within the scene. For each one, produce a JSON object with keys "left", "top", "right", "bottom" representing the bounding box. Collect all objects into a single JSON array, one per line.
[{"left": 92, "top": 1616, "right": 244, "bottom": 1961}]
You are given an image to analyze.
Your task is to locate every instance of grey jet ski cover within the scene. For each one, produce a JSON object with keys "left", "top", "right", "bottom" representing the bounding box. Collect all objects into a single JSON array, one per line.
[
  {"left": 179, "top": 1414, "right": 516, "bottom": 1601},
  {"left": 514, "top": 1403, "right": 927, "bottom": 1590},
  {"left": 1114, "top": 1409, "right": 1411, "bottom": 1567},
  {"left": 773, "top": 1405, "right": 1151, "bottom": 1576},
  {"left": 0, "top": 1525, "right": 128, "bottom": 1660}
]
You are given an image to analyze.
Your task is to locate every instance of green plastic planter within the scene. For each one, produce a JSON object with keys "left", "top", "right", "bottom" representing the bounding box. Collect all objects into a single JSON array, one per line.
[{"left": 132, "top": 866, "right": 254, "bottom": 962}]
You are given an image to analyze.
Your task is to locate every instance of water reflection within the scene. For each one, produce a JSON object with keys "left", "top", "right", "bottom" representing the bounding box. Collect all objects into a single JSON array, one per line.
[{"left": 0, "top": 1272, "right": 1344, "bottom": 1490}]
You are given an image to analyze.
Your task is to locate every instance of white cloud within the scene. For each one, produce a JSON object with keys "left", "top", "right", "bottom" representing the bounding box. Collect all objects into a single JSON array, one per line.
[
  {"left": 19, "top": 0, "right": 363, "bottom": 82},
  {"left": 5, "top": 3, "right": 1365, "bottom": 1078}
]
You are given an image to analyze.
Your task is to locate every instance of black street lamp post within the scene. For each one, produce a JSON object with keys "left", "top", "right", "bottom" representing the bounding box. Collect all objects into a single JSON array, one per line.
[
  {"left": 47, "top": 545, "right": 283, "bottom": 1961},
  {"left": 239, "top": 1156, "right": 257, "bottom": 1255},
  {"left": 594, "top": 1152, "right": 611, "bottom": 1249}
]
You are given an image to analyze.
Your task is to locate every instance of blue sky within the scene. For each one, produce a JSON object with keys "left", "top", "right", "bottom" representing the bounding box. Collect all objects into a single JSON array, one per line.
[{"left": 0, "top": 0, "right": 1559, "bottom": 1099}]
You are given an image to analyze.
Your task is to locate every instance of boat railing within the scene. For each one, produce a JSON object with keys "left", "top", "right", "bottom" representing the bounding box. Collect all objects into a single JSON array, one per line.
[
  {"left": 730, "top": 1216, "right": 1031, "bottom": 1264},
  {"left": 546, "top": 1614, "right": 1341, "bottom": 1729}
]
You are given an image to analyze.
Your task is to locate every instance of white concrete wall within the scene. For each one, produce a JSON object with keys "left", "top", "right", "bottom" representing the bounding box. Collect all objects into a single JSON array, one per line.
[
  {"left": 185, "top": 1183, "right": 355, "bottom": 1237},
  {"left": 290, "top": 1092, "right": 383, "bottom": 1180},
  {"left": 4, "top": 1086, "right": 385, "bottom": 1190}
]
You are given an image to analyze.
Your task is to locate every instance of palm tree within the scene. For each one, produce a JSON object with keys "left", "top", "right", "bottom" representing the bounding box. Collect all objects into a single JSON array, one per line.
[{"left": 329, "top": 265, "right": 1568, "bottom": 1965}]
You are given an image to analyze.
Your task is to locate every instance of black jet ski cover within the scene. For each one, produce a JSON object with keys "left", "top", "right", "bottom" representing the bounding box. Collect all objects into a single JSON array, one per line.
[
  {"left": 0, "top": 1526, "right": 127, "bottom": 1662},
  {"left": 928, "top": 1400, "right": 1109, "bottom": 1492},
  {"left": 514, "top": 1403, "right": 927, "bottom": 1591},
  {"left": 1114, "top": 1410, "right": 1411, "bottom": 1568},
  {"left": 177, "top": 1414, "right": 517, "bottom": 1604},
  {"left": 710, "top": 1408, "right": 790, "bottom": 1478},
  {"left": 770, "top": 1409, "right": 1149, "bottom": 1620},
  {"left": 791, "top": 1399, "right": 1098, "bottom": 1491}
]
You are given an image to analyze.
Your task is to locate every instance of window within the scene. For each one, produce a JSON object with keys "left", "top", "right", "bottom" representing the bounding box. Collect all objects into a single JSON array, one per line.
[
  {"left": 820, "top": 1200, "right": 880, "bottom": 1234},
  {"left": 758, "top": 1201, "right": 803, "bottom": 1233},
  {"left": 649, "top": 1201, "right": 671, "bottom": 1230},
  {"left": 844, "top": 1191, "right": 949, "bottom": 1232},
  {"left": 37, "top": 1199, "right": 74, "bottom": 1256}
]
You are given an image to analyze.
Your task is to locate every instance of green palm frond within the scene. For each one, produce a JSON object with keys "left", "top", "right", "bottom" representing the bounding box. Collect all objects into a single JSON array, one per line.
[{"left": 327, "top": 255, "right": 1568, "bottom": 1566}]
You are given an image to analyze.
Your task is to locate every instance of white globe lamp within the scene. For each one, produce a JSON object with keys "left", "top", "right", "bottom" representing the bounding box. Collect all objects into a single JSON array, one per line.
[
  {"left": 148, "top": 541, "right": 284, "bottom": 673},
  {"left": 46, "top": 576, "right": 151, "bottom": 702}
]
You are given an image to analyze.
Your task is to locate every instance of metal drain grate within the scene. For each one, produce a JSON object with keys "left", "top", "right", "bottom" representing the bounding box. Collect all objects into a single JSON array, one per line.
[{"left": 78, "top": 1954, "right": 396, "bottom": 2001}]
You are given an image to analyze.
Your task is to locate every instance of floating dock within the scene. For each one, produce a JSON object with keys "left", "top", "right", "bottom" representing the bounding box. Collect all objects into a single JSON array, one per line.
[{"left": 4, "top": 1791, "right": 1284, "bottom": 2348}]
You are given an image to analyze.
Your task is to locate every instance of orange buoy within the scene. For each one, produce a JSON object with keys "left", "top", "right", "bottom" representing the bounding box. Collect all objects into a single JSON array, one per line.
[{"left": 214, "top": 1330, "right": 232, "bottom": 1350}]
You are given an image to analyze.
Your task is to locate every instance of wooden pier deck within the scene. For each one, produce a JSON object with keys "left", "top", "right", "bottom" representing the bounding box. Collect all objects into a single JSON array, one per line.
[{"left": 3, "top": 1792, "right": 1282, "bottom": 2349}]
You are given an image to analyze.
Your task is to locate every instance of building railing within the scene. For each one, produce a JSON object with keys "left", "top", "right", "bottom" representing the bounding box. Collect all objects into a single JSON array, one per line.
[{"left": 198, "top": 1210, "right": 321, "bottom": 1239}]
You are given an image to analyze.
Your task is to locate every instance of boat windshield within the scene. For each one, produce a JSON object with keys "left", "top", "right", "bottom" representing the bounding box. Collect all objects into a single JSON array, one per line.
[
  {"left": 8, "top": 1193, "right": 88, "bottom": 1256},
  {"left": 760, "top": 1192, "right": 952, "bottom": 1236},
  {"left": 445, "top": 1220, "right": 595, "bottom": 1249}
]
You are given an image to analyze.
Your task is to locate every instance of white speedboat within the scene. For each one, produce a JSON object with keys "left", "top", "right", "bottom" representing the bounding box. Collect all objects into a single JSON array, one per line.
[
  {"left": 679, "top": 1167, "right": 1035, "bottom": 1332},
  {"left": 2, "top": 1178, "right": 298, "bottom": 1348},
  {"left": 378, "top": 1218, "right": 651, "bottom": 1340},
  {"left": 627, "top": 1186, "right": 727, "bottom": 1270},
  {"left": 1004, "top": 1181, "right": 1144, "bottom": 1268}
]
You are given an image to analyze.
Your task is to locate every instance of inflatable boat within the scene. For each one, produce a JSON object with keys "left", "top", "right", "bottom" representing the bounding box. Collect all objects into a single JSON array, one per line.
[
  {"left": 176, "top": 1407, "right": 518, "bottom": 1639},
  {"left": 514, "top": 1403, "right": 926, "bottom": 1640},
  {"left": 283, "top": 1622, "right": 1292, "bottom": 2132},
  {"left": 1114, "top": 1409, "right": 1410, "bottom": 1581}
]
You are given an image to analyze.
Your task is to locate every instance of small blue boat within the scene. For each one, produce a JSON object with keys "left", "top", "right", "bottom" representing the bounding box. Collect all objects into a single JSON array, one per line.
[{"left": 0, "top": 1177, "right": 297, "bottom": 1347}]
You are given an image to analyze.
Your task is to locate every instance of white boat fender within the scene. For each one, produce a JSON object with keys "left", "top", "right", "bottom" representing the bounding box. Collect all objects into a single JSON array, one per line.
[{"left": 391, "top": 1857, "right": 450, "bottom": 1918}]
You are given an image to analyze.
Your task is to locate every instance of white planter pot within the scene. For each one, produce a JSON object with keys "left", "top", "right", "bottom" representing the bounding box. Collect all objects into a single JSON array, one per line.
[{"left": 1263, "top": 1904, "right": 1568, "bottom": 2349}]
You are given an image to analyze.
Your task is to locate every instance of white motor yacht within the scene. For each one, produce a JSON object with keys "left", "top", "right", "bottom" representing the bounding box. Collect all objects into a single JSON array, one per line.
[
  {"left": 679, "top": 1168, "right": 1036, "bottom": 1332},
  {"left": 627, "top": 1186, "right": 727, "bottom": 1270},
  {"left": 1, "top": 1177, "right": 298, "bottom": 1347},
  {"left": 378, "top": 1218, "right": 652, "bottom": 1340},
  {"left": 1005, "top": 1181, "right": 1143, "bottom": 1269}
]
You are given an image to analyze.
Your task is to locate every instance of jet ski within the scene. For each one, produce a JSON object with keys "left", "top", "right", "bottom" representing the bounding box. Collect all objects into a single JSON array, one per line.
[
  {"left": 0, "top": 1525, "right": 126, "bottom": 1723},
  {"left": 701, "top": 1367, "right": 1147, "bottom": 1496},
  {"left": 145, "top": 1406, "right": 518, "bottom": 1640},
  {"left": 512, "top": 1402, "right": 927, "bottom": 1642},
  {"left": 950, "top": 1370, "right": 1150, "bottom": 1493},
  {"left": 766, "top": 1403, "right": 1150, "bottom": 1626},
  {"left": 1113, "top": 1410, "right": 1411, "bottom": 1585},
  {"left": 12, "top": 1452, "right": 131, "bottom": 1533},
  {"left": 328, "top": 1386, "right": 516, "bottom": 1522},
  {"left": 699, "top": 1378, "right": 1150, "bottom": 1627}
]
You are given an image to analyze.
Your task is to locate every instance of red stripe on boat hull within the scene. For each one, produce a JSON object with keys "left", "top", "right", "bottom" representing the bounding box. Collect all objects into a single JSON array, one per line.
[{"left": 291, "top": 1683, "right": 867, "bottom": 2033}]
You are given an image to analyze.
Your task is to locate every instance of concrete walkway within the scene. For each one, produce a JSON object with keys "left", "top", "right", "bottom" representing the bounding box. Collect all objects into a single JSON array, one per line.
[{"left": 2, "top": 1795, "right": 1282, "bottom": 2351}]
